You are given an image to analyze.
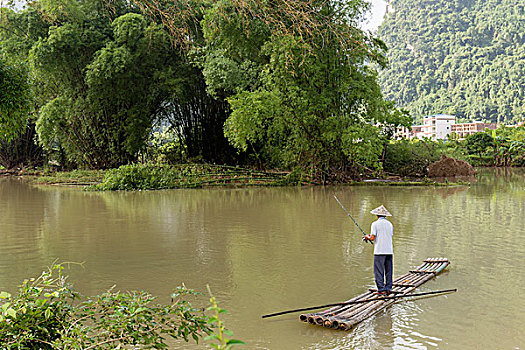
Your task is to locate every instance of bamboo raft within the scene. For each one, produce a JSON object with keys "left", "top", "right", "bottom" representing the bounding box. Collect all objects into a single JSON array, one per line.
[{"left": 299, "top": 257, "right": 450, "bottom": 331}]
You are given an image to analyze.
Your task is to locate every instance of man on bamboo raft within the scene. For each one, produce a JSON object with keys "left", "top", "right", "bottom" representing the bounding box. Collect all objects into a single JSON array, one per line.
[{"left": 363, "top": 205, "right": 394, "bottom": 296}]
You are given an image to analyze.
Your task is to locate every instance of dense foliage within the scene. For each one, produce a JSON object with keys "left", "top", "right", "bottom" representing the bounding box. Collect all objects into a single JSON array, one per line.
[
  {"left": 0, "top": 0, "right": 234, "bottom": 169},
  {"left": 0, "top": 121, "right": 43, "bottom": 169},
  {"left": 205, "top": 1, "right": 410, "bottom": 177},
  {"left": 2, "top": 0, "right": 407, "bottom": 175},
  {"left": 383, "top": 125, "right": 525, "bottom": 176},
  {"left": 117, "top": 0, "right": 412, "bottom": 178},
  {"left": 378, "top": 0, "right": 525, "bottom": 124},
  {"left": 383, "top": 139, "right": 448, "bottom": 177},
  {"left": 9, "top": 0, "right": 521, "bottom": 179},
  {"left": 0, "top": 55, "right": 42, "bottom": 169},
  {"left": 0, "top": 264, "right": 242, "bottom": 349},
  {"left": 0, "top": 56, "right": 32, "bottom": 142}
]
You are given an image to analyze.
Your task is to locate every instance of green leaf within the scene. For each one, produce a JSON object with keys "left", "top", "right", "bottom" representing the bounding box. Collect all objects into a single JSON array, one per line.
[
  {"left": 7, "top": 308, "right": 17, "bottom": 318},
  {"left": 0, "top": 291, "right": 11, "bottom": 299},
  {"left": 44, "top": 308, "right": 53, "bottom": 319}
]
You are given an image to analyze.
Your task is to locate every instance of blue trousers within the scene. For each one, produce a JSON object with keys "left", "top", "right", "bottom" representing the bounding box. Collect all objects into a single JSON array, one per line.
[{"left": 374, "top": 255, "right": 393, "bottom": 292}]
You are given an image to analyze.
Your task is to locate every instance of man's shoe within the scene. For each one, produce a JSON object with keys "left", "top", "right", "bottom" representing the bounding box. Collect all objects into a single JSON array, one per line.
[{"left": 374, "top": 291, "right": 386, "bottom": 295}]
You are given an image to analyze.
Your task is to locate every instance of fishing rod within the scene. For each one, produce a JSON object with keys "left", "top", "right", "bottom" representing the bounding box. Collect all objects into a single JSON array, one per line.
[
  {"left": 333, "top": 195, "right": 372, "bottom": 244},
  {"left": 261, "top": 288, "right": 457, "bottom": 318}
]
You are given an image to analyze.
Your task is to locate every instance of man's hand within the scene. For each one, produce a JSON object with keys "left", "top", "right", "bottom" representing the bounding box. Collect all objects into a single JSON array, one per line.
[{"left": 363, "top": 234, "right": 375, "bottom": 242}]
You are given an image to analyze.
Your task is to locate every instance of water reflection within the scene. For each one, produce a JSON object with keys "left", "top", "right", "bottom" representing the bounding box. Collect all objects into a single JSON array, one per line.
[{"left": 0, "top": 168, "right": 524, "bottom": 349}]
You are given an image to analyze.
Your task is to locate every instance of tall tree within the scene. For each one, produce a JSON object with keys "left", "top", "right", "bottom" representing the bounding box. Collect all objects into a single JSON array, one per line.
[
  {"left": 29, "top": 1, "right": 186, "bottom": 168},
  {"left": 136, "top": 0, "right": 409, "bottom": 177},
  {"left": 0, "top": 55, "right": 43, "bottom": 170},
  {"left": 2, "top": 0, "right": 236, "bottom": 168},
  {"left": 0, "top": 56, "right": 32, "bottom": 142}
]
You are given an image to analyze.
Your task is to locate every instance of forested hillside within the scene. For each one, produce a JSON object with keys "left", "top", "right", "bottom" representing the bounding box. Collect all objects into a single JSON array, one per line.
[{"left": 378, "top": 0, "right": 525, "bottom": 124}]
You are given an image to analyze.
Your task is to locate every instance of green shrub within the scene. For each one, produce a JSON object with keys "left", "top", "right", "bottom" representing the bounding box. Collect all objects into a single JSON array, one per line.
[
  {"left": 463, "top": 154, "right": 494, "bottom": 167},
  {"left": 383, "top": 139, "right": 446, "bottom": 177},
  {"left": 94, "top": 163, "right": 181, "bottom": 190},
  {"left": 93, "top": 163, "right": 290, "bottom": 190},
  {"left": 145, "top": 130, "right": 187, "bottom": 165},
  {"left": 0, "top": 264, "right": 243, "bottom": 349}
]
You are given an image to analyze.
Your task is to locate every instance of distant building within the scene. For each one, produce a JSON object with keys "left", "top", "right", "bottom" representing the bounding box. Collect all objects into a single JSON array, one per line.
[
  {"left": 393, "top": 114, "right": 498, "bottom": 140},
  {"left": 451, "top": 121, "right": 497, "bottom": 139},
  {"left": 411, "top": 125, "right": 424, "bottom": 139},
  {"left": 421, "top": 114, "right": 456, "bottom": 140},
  {"left": 394, "top": 125, "right": 423, "bottom": 140}
]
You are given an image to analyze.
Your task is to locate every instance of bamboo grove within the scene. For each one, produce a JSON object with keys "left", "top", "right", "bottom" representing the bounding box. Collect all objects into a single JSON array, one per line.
[{"left": 0, "top": 0, "right": 410, "bottom": 178}]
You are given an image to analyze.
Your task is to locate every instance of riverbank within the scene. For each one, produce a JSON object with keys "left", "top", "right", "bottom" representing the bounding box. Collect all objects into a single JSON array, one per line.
[{"left": 2, "top": 164, "right": 473, "bottom": 190}]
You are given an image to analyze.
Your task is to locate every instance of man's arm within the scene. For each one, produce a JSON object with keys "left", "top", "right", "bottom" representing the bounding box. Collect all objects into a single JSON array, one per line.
[{"left": 364, "top": 222, "right": 376, "bottom": 241}]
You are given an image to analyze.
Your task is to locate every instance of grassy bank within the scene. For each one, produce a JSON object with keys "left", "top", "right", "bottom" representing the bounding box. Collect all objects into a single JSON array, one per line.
[
  {"left": 28, "top": 169, "right": 106, "bottom": 186},
  {"left": 90, "top": 164, "right": 301, "bottom": 190},
  {"left": 21, "top": 164, "right": 471, "bottom": 190},
  {"left": 27, "top": 164, "right": 301, "bottom": 189}
]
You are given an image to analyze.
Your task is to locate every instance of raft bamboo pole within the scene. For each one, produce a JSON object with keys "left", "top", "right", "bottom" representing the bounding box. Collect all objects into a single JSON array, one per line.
[
  {"left": 299, "top": 258, "right": 450, "bottom": 330},
  {"left": 306, "top": 275, "right": 421, "bottom": 326},
  {"left": 303, "top": 286, "right": 453, "bottom": 327},
  {"left": 272, "top": 289, "right": 455, "bottom": 322},
  {"left": 306, "top": 290, "right": 374, "bottom": 318},
  {"left": 302, "top": 292, "right": 374, "bottom": 325},
  {"left": 335, "top": 286, "right": 415, "bottom": 320}
]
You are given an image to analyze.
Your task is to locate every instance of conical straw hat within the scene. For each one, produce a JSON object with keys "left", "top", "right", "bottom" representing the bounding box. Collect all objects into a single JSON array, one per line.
[{"left": 370, "top": 205, "right": 392, "bottom": 217}]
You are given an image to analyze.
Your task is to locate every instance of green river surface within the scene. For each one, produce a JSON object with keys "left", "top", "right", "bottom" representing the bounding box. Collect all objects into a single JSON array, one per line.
[{"left": 0, "top": 168, "right": 524, "bottom": 349}]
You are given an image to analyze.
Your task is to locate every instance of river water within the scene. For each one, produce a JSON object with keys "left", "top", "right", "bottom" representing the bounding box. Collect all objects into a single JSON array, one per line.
[{"left": 0, "top": 168, "right": 523, "bottom": 349}]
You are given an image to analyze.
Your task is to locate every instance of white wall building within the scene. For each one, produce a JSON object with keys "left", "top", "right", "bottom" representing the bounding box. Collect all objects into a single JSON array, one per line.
[
  {"left": 421, "top": 114, "right": 456, "bottom": 140},
  {"left": 393, "top": 115, "right": 501, "bottom": 140}
]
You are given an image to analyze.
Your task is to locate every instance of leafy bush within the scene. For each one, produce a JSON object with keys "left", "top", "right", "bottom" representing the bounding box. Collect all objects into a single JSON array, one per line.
[
  {"left": 93, "top": 163, "right": 291, "bottom": 190},
  {"left": 383, "top": 139, "right": 447, "bottom": 177},
  {"left": 0, "top": 264, "right": 243, "bottom": 349},
  {"left": 94, "top": 163, "right": 182, "bottom": 190},
  {"left": 144, "top": 130, "right": 187, "bottom": 165},
  {"left": 464, "top": 132, "right": 495, "bottom": 159},
  {"left": 462, "top": 154, "right": 493, "bottom": 167}
]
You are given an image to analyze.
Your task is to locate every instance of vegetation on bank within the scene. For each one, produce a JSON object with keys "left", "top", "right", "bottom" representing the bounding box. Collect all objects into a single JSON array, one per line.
[
  {"left": 19, "top": 124, "right": 521, "bottom": 190},
  {"left": 384, "top": 126, "right": 524, "bottom": 176},
  {"left": 27, "top": 164, "right": 470, "bottom": 189},
  {"left": 0, "top": 0, "right": 410, "bottom": 178},
  {"left": 0, "top": 264, "right": 243, "bottom": 349},
  {"left": 33, "top": 169, "right": 106, "bottom": 185},
  {"left": 0, "top": 1, "right": 523, "bottom": 189},
  {"left": 91, "top": 164, "right": 304, "bottom": 190}
]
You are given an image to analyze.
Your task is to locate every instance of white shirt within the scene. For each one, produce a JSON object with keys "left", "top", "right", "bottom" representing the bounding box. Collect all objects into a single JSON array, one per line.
[{"left": 371, "top": 217, "right": 393, "bottom": 255}]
